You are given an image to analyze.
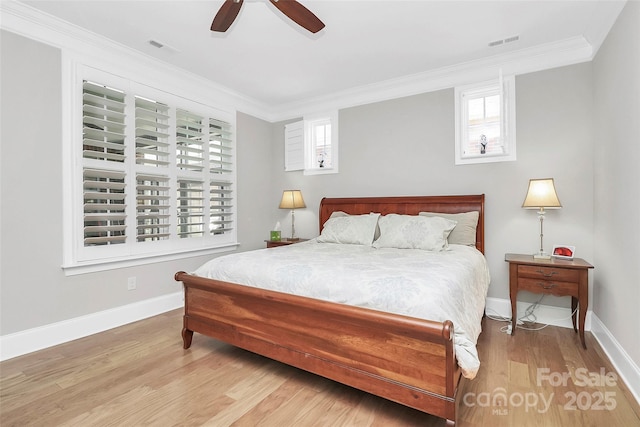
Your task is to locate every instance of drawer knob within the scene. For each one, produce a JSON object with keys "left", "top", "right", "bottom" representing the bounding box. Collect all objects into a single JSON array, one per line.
[
  {"left": 536, "top": 269, "right": 557, "bottom": 278},
  {"left": 538, "top": 282, "right": 557, "bottom": 290}
]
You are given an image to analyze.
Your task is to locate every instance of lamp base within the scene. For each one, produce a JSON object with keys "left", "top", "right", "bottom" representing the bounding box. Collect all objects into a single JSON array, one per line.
[{"left": 533, "top": 252, "right": 551, "bottom": 260}]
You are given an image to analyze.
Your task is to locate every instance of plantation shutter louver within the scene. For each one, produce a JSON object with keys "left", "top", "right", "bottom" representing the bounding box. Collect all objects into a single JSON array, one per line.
[
  {"left": 82, "top": 80, "right": 127, "bottom": 247},
  {"left": 136, "top": 174, "right": 170, "bottom": 242},
  {"left": 210, "top": 181, "right": 233, "bottom": 235},
  {"left": 284, "top": 120, "right": 304, "bottom": 171},
  {"left": 176, "top": 110, "right": 204, "bottom": 172},
  {"left": 82, "top": 81, "right": 126, "bottom": 163},
  {"left": 135, "top": 97, "right": 170, "bottom": 168},
  {"left": 207, "top": 117, "right": 234, "bottom": 235},
  {"left": 177, "top": 179, "right": 204, "bottom": 238},
  {"left": 209, "top": 118, "right": 233, "bottom": 174},
  {"left": 83, "top": 169, "right": 126, "bottom": 246}
]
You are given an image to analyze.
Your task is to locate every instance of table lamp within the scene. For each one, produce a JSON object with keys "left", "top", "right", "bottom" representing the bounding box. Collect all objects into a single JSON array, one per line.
[
  {"left": 522, "top": 178, "right": 562, "bottom": 259},
  {"left": 279, "top": 190, "right": 306, "bottom": 240}
]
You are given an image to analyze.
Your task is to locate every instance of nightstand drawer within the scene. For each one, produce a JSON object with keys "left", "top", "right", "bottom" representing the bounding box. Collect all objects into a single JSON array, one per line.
[
  {"left": 519, "top": 278, "right": 578, "bottom": 296},
  {"left": 518, "top": 265, "right": 580, "bottom": 282}
]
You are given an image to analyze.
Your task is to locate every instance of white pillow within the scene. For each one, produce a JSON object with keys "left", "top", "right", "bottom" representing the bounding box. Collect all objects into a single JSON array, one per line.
[
  {"left": 317, "top": 213, "right": 380, "bottom": 245},
  {"left": 373, "top": 214, "right": 457, "bottom": 251},
  {"left": 329, "top": 211, "right": 381, "bottom": 240},
  {"left": 419, "top": 211, "right": 479, "bottom": 246}
]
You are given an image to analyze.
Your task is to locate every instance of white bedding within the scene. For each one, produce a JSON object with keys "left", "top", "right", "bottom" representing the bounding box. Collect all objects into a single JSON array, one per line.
[{"left": 193, "top": 239, "right": 490, "bottom": 379}]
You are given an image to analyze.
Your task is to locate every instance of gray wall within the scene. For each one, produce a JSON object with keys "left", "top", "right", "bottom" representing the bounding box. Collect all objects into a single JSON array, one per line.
[
  {"left": 593, "top": 1, "right": 640, "bottom": 367},
  {"left": 273, "top": 64, "right": 595, "bottom": 305},
  {"left": 236, "top": 111, "right": 278, "bottom": 251}
]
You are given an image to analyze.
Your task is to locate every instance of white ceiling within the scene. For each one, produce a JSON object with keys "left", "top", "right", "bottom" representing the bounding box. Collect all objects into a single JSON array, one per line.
[{"left": 18, "top": 0, "right": 625, "bottom": 112}]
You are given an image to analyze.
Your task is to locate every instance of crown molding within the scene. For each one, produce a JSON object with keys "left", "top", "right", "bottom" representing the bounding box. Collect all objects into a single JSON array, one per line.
[{"left": 268, "top": 36, "right": 594, "bottom": 121}]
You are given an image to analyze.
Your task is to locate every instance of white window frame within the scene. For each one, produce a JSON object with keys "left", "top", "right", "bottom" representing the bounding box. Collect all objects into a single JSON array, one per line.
[
  {"left": 283, "top": 111, "right": 339, "bottom": 175},
  {"left": 454, "top": 75, "right": 516, "bottom": 165},
  {"left": 63, "top": 64, "right": 237, "bottom": 274}
]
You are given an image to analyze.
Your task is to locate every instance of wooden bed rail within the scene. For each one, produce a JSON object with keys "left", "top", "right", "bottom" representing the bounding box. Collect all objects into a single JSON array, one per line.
[{"left": 176, "top": 271, "right": 461, "bottom": 421}]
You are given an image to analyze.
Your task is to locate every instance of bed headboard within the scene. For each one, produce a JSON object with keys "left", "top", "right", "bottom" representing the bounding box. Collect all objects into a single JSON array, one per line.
[{"left": 319, "top": 195, "right": 485, "bottom": 254}]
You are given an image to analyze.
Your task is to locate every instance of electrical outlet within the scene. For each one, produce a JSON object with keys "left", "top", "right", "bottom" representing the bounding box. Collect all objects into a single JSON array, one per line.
[{"left": 127, "top": 277, "right": 137, "bottom": 291}]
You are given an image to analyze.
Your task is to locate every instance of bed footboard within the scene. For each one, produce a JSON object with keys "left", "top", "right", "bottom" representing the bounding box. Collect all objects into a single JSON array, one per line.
[{"left": 175, "top": 271, "right": 462, "bottom": 424}]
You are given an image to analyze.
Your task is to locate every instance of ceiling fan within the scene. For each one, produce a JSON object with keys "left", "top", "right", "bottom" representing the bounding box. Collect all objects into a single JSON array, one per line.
[{"left": 211, "top": 0, "right": 325, "bottom": 34}]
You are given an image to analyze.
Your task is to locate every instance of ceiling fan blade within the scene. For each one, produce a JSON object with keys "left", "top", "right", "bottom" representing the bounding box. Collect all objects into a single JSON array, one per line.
[
  {"left": 269, "top": 0, "right": 325, "bottom": 34},
  {"left": 211, "top": 0, "right": 244, "bottom": 32}
]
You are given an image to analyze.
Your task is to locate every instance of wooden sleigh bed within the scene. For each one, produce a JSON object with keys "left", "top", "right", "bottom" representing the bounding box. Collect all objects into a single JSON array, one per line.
[{"left": 175, "top": 194, "right": 485, "bottom": 426}]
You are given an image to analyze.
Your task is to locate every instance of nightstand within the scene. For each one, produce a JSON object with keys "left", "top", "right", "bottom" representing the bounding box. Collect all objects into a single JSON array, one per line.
[
  {"left": 505, "top": 253, "right": 594, "bottom": 349},
  {"left": 265, "top": 238, "right": 308, "bottom": 248}
]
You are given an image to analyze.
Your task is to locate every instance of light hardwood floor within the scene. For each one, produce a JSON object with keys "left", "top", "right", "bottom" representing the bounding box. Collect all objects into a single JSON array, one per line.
[{"left": 1, "top": 309, "right": 638, "bottom": 426}]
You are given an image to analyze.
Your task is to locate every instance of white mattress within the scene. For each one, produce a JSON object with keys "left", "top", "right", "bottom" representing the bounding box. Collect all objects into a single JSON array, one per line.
[{"left": 194, "top": 239, "right": 491, "bottom": 379}]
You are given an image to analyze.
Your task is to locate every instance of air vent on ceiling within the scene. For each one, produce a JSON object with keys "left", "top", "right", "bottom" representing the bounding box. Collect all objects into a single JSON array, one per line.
[
  {"left": 488, "top": 35, "right": 520, "bottom": 47},
  {"left": 147, "top": 40, "right": 179, "bottom": 53},
  {"left": 148, "top": 40, "right": 164, "bottom": 49}
]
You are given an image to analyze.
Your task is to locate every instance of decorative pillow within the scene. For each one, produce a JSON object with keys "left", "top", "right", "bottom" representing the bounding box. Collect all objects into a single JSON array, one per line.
[
  {"left": 328, "top": 211, "right": 381, "bottom": 240},
  {"left": 317, "top": 213, "right": 380, "bottom": 245},
  {"left": 419, "top": 211, "right": 479, "bottom": 246},
  {"left": 373, "top": 214, "right": 456, "bottom": 251}
]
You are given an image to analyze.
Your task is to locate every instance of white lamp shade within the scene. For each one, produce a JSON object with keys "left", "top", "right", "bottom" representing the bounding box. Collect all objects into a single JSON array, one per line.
[
  {"left": 522, "top": 178, "right": 562, "bottom": 209},
  {"left": 279, "top": 190, "right": 306, "bottom": 209}
]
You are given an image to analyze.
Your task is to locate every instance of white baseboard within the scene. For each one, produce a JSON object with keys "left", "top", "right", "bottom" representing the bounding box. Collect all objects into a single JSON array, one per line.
[
  {"left": 590, "top": 314, "right": 640, "bottom": 405},
  {"left": 485, "top": 296, "right": 591, "bottom": 329},
  {"left": 0, "top": 292, "right": 183, "bottom": 362}
]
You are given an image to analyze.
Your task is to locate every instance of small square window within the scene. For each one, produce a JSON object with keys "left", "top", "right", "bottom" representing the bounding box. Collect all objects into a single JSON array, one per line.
[{"left": 455, "top": 76, "right": 516, "bottom": 165}]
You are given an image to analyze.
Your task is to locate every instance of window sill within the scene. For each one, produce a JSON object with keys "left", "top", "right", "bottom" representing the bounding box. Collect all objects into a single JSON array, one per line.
[
  {"left": 62, "top": 243, "right": 239, "bottom": 276},
  {"left": 304, "top": 167, "right": 338, "bottom": 176},
  {"left": 455, "top": 153, "right": 516, "bottom": 165}
]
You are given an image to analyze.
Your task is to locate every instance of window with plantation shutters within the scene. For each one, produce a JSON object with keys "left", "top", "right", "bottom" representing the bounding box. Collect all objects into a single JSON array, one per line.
[{"left": 68, "top": 67, "right": 236, "bottom": 270}]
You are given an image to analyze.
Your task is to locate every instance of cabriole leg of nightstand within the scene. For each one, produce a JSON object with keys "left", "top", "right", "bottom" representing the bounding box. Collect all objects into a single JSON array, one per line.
[
  {"left": 571, "top": 297, "right": 578, "bottom": 332},
  {"left": 578, "top": 303, "right": 587, "bottom": 349},
  {"left": 578, "top": 270, "right": 588, "bottom": 349}
]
